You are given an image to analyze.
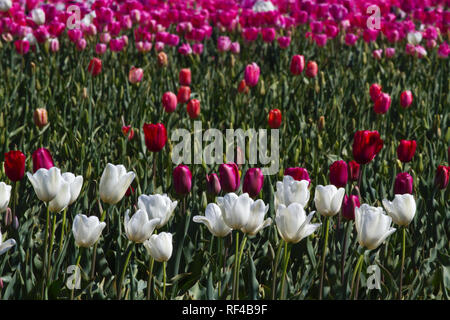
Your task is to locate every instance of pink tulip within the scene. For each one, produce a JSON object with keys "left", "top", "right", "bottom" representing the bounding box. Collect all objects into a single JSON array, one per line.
[
  {"left": 244, "top": 63, "right": 260, "bottom": 87},
  {"left": 129, "top": 67, "right": 143, "bottom": 84}
]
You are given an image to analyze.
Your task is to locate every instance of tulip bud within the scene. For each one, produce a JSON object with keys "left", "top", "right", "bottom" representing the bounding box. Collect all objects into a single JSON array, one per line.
[
  {"left": 370, "top": 83, "right": 382, "bottom": 102},
  {"left": 434, "top": 165, "right": 449, "bottom": 190},
  {"left": 4, "top": 207, "right": 12, "bottom": 226},
  {"left": 33, "top": 108, "right": 48, "bottom": 128},
  {"left": 342, "top": 194, "right": 360, "bottom": 221},
  {"left": 162, "top": 91, "right": 177, "bottom": 113},
  {"left": 83, "top": 87, "right": 88, "bottom": 99},
  {"left": 206, "top": 173, "right": 221, "bottom": 195},
  {"left": 397, "top": 140, "right": 417, "bottom": 163},
  {"left": 348, "top": 160, "right": 360, "bottom": 181},
  {"left": 143, "top": 123, "right": 167, "bottom": 152},
  {"left": 177, "top": 86, "right": 191, "bottom": 104},
  {"left": 187, "top": 99, "right": 200, "bottom": 119},
  {"left": 238, "top": 79, "right": 249, "bottom": 94},
  {"left": 318, "top": 116, "right": 325, "bottom": 131},
  {"left": 32, "top": 148, "right": 55, "bottom": 173},
  {"left": 305, "top": 61, "right": 318, "bottom": 78},
  {"left": 374, "top": 92, "right": 392, "bottom": 114},
  {"left": 268, "top": 109, "right": 282, "bottom": 129},
  {"left": 88, "top": 58, "right": 102, "bottom": 76},
  {"left": 50, "top": 38, "right": 59, "bottom": 52},
  {"left": 400, "top": 90, "right": 413, "bottom": 108},
  {"left": 179, "top": 68, "right": 191, "bottom": 86},
  {"left": 290, "top": 55, "right": 305, "bottom": 75},
  {"left": 13, "top": 216, "right": 19, "bottom": 229},
  {"left": 95, "top": 43, "right": 107, "bottom": 55},
  {"left": 173, "top": 164, "right": 192, "bottom": 195},
  {"left": 157, "top": 52, "right": 168, "bottom": 67},
  {"left": 329, "top": 160, "right": 348, "bottom": 188},
  {"left": 243, "top": 168, "right": 264, "bottom": 198},
  {"left": 394, "top": 172, "right": 413, "bottom": 195},
  {"left": 244, "top": 63, "right": 260, "bottom": 87},
  {"left": 4, "top": 150, "right": 26, "bottom": 181},
  {"left": 121, "top": 125, "right": 134, "bottom": 141},
  {"left": 284, "top": 167, "right": 311, "bottom": 185},
  {"left": 128, "top": 67, "right": 143, "bottom": 84},
  {"left": 219, "top": 163, "right": 240, "bottom": 193}
]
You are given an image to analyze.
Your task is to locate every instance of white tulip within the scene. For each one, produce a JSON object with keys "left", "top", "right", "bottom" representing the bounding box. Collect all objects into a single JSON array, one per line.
[
  {"left": 62, "top": 172, "right": 83, "bottom": 205},
  {"left": 355, "top": 204, "right": 396, "bottom": 250},
  {"left": 138, "top": 194, "right": 178, "bottom": 229},
  {"left": 48, "top": 180, "right": 71, "bottom": 213},
  {"left": 314, "top": 185, "right": 345, "bottom": 217},
  {"left": 124, "top": 209, "right": 159, "bottom": 243},
  {"left": 193, "top": 203, "right": 232, "bottom": 237},
  {"left": 241, "top": 199, "right": 272, "bottom": 236},
  {"left": 144, "top": 232, "right": 173, "bottom": 262},
  {"left": 0, "top": 182, "right": 12, "bottom": 213},
  {"left": 27, "top": 167, "right": 62, "bottom": 202},
  {"left": 275, "top": 203, "right": 321, "bottom": 244},
  {"left": 252, "top": 0, "right": 276, "bottom": 13},
  {"left": 0, "top": 230, "right": 16, "bottom": 255},
  {"left": 31, "top": 8, "right": 46, "bottom": 25},
  {"left": 99, "top": 163, "right": 135, "bottom": 205},
  {"left": 72, "top": 214, "right": 106, "bottom": 248},
  {"left": 0, "top": 0, "right": 12, "bottom": 12},
  {"left": 275, "top": 175, "right": 310, "bottom": 208},
  {"left": 24, "top": 33, "right": 37, "bottom": 46},
  {"left": 217, "top": 193, "right": 252, "bottom": 230},
  {"left": 407, "top": 31, "right": 422, "bottom": 45},
  {"left": 382, "top": 194, "right": 416, "bottom": 226}
]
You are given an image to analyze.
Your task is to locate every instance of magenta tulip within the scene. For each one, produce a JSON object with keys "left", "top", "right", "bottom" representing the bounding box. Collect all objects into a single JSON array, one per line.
[{"left": 243, "top": 168, "right": 264, "bottom": 198}]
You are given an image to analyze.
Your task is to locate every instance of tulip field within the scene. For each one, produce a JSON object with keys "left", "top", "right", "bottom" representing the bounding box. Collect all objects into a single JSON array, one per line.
[{"left": 0, "top": 0, "right": 449, "bottom": 302}]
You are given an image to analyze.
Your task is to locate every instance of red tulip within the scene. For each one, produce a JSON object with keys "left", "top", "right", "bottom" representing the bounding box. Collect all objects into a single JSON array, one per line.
[
  {"left": 434, "top": 165, "right": 449, "bottom": 190},
  {"left": 162, "top": 91, "right": 177, "bottom": 113},
  {"left": 177, "top": 86, "right": 191, "bottom": 104},
  {"left": 290, "top": 55, "right": 305, "bottom": 75},
  {"left": 173, "top": 164, "right": 192, "bottom": 195},
  {"left": 88, "top": 58, "right": 102, "bottom": 76},
  {"left": 32, "top": 148, "right": 55, "bottom": 173},
  {"left": 243, "top": 168, "right": 264, "bottom": 198},
  {"left": 179, "top": 68, "right": 191, "bottom": 86},
  {"left": 348, "top": 160, "right": 360, "bottom": 181},
  {"left": 370, "top": 83, "right": 382, "bottom": 102},
  {"left": 268, "top": 109, "right": 282, "bottom": 129},
  {"left": 219, "top": 163, "right": 240, "bottom": 193},
  {"left": 206, "top": 173, "right": 221, "bottom": 195},
  {"left": 4, "top": 151, "right": 26, "bottom": 181},
  {"left": 397, "top": 140, "right": 416, "bottom": 163},
  {"left": 305, "top": 61, "right": 318, "bottom": 78},
  {"left": 394, "top": 172, "right": 413, "bottom": 195},
  {"left": 143, "top": 123, "right": 167, "bottom": 152},
  {"left": 352, "top": 130, "right": 383, "bottom": 165},
  {"left": 284, "top": 167, "right": 311, "bottom": 184},
  {"left": 374, "top": 92, "right": 391, "bottom": 114},
  {"left": 342, "top": 194, "right": 360, "bottom": 221},
  {"left": 187, "top": 99, "right": 200, "bottom": 119},
  {"left": 400, "top": 90, "right": 413, "bottom": 108},
  {"left": 121, "top": 125, "right": 134, "bottom": 141},
  {"left": 329, "top": 160, "right": 348, "bottom": 188},
  {"left": 238, "top": 79, "right": 249, "bottom": 94}
]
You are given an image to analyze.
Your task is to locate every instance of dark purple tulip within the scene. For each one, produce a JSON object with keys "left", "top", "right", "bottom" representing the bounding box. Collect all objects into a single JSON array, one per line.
[
  {"left": 348, "top": 160, "right": 360, "bottom": 181},
  {"left": 243, "top": 168, "right": 264, "bottom": 198},
  {"left": 394, "top": 172, "right": 413, "bottom": 195},
  {"left": 173, "top": 164, "right": 192, "bottom": 195},
  {"left": 219, "top": 163, "right": 240, "bottom": 193},
  {"left": 284, "top": 167, "right": 311, "bottom": 185},
  {"left": 342, "top": 195, "right": 360, "bottom": 221},
  {"left": 32, "top": 148, "right": 55, "bottom": 173},
  {"left": 329, "top": 160, "right": 348, "bottom": 188},
  {"left": 434, "top": 166, "right": 449, "bottom": 190},
  {"left": 206, "top": 173, "right": 221, "bottom": 195}
]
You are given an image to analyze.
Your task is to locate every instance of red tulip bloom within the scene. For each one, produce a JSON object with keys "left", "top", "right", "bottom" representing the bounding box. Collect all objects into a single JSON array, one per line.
[
  {"left": 162, "top": 92, "right": 177, "bottom": 113},
  {"left": 369, "top": 83, "right": 382, "bottom": 102},
  {"left": 88, "top": 58, "right": 102, "bottom": 76},
  {"left": 122, "top": 125, "right": 134, "bottom": 141},
  {"left": 290, "top": 55, "right": 305, "bottom": 75},
  {"left": 329, "top": 160, "right": 348, "bottom": 188},
  {"left": 348, "top": 160, "right": 360, "bottom": 181},
  {"left": 374, "top": 92, "right": 391, "bottom": 114},
  {"left": 187, "top": 99, "right": 200, "bottom": 119},
  {"left": 352, "top": 130, "right": 383, "bottom": 164},
  {"left": 219, "top": 163, "right": 240, "bottom": 193},
  {"left": 400, "top": 90, "right": 413, "bottom": 108},
  {"left": 32, "top": 148, "right": 55, "bottom": 173},
  {"left": 435, "top": 166, "right": 449, "bottom": 190},
  {"left": 143, "top": 123, "right": 167, "bottom": 152},
  {"left": 268, "top": 109, "right": 282, "bottom": 129},
  {"left": 342, "top": 194, "right": 360, "bottom": 221},
  {"left": 4, "top": 151, "right": 26, "bottom": 181},
  {"left": 173, "top": 164, "right": 192, "bottom": 195},
  {"left": 243, "top": 168, "right": 264, "bottom": 198},
  {"left": 394, "top": 172, "right": 413, "bottom": 195},
  {"left": 397, "top": 140, "right": 416, "bottom": 163},
  {"left": 177, "top": 86, "right": 191, "bottom": 104},
  {"left": 179, "top": 68, "right": 191, "bottom": 86},
  {"left": 238, "top": 79, "right": 249, "bottom": 94},
  {"left": 305, "top": 61, "right": 318, "bottom": 78},
  {"left": 284, "top": 167, "right": 311, "bottom": 185}
]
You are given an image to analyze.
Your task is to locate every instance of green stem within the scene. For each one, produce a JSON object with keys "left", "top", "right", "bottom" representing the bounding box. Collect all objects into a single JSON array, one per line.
[
  {"left": 171, "top": 197, "right": 188, "bottom": 298},
  {"left": 271, "top": 240, "right": 284, "bottom": 300},
  {"left": 162, "top": 261, "right": 167, "bottom": 300},
  {"left": 146, "top": 257, "right": 155, "bottom": 300},
  {"left": 47, "top": 211, "right": 57, "bottom": 282},
  {"left": 232, "top": 231, "right": 240, "bottom": 300},
  {"left": 399, "top": 227, "right": 406, "bottom": 300},
  {"left": 118, "top": 243, "right": 134, "bottom": 300},
  {"left": 40, "top": 203, "right": 49, "bottom": 300},
  {"left": 354, "top": 254, "right": 364, "bottom": 300},
  {"left": 217, "top": 236, "right": 223, "bottom": 298},
  {"left": 350, "top": 252, "right": 364, "bottom": 299},
  {"left": 319, "top": 216, "right": 330, "bottom": 300},
  {"left": 91, "top": 205, "right": 108, "bottom": 281},
  {"left": 235, "top": 234, "right": 247, "bottom": 300},
  {"left": 70, "top": 248, "right": 83, "bottom": 300},
  {"left": 58, "top": 208, "right": 67, "bottom": 254},
  {"left": 280, "top": 241, "right": 291, "bottom": 300}
]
